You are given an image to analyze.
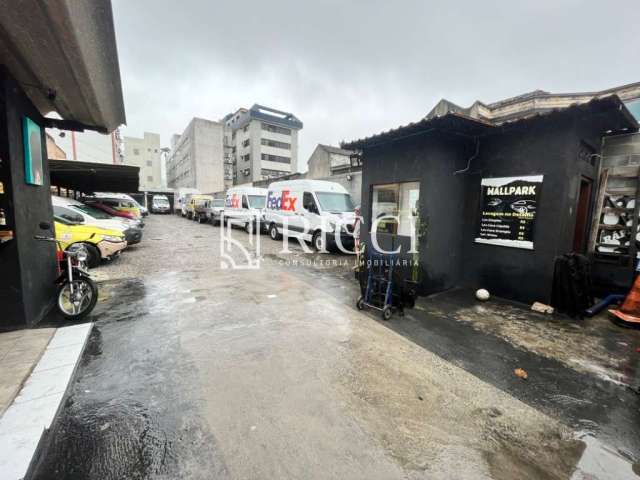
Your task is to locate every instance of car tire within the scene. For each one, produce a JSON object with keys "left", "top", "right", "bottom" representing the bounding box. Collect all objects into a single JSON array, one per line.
[
  {"left": 312, "top": 231, "right": 324, "bottom": 252},
  {"left": 80, "top": 243, "right": 100, "bottom": 269},
  {"left": 245, "top": 221, "right": 253, "bottom": 234},
  {"left": 269, "top": 223, "right": 282, "bottom": 240}
]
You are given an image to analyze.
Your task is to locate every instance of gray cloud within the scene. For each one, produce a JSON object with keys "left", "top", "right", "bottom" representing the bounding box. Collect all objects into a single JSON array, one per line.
[{"left": 113, "top": 0, "right": 640, "bottom": 167}]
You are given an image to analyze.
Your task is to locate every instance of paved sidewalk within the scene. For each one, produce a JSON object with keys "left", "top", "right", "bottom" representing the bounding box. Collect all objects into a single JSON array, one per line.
[
  {"left": 0, "top": 328, "right": 55, "bottom": 416},
  {"left": 0, "top": 323, "right": 93, "bottom": 480}
]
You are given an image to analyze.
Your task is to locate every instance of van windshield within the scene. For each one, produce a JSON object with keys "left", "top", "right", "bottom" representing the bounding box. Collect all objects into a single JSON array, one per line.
[
  {"left": 248, "top": 195, "right": 266, "bottom": 208},
  {"left": 315, "top": 192, "right": 354, "bottom": 213},
  {"left": 154, "top": 198, "right": 169, "bottom": 206},
  {"left": 213, "top": 199, "right": 225, "bottom": 207}
]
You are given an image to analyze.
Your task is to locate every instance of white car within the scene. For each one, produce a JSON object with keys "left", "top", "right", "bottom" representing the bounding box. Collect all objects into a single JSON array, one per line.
[
  {"left": 52, "top": 196, "right": 143, "bottom": 245},
  {"left": 263, "top": 179, "right": 356, "bottom": 251}
]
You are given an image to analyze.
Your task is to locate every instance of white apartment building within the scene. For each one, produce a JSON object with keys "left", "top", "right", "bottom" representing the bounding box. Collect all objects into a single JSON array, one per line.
[
  {"left": 123, "top": 132, "right": 163, "bottom": 190},
  {"left": 166, "top": 118, "right": 225, "bottom": 193},
  {"left": 223, "top": 104, "right": 303, "bottom": 185}
]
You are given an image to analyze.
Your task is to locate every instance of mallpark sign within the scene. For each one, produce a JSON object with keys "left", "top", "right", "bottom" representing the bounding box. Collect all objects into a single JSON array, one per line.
[
  {"left": 475, "top": 175, "right": 543, "bottom": 250},
  {"left": 485, "top": 185, "right": 538, "bottom": 196}
]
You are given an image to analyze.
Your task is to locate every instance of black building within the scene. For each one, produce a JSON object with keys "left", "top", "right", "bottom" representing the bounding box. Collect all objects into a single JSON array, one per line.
[{"left": 344, "top": 96, "right": 638, "bottom": 305}]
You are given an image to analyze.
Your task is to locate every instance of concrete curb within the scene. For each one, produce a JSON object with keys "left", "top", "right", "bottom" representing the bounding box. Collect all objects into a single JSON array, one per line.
[{"left": 0, "top": 322, "right": 93, "bottom": 480}]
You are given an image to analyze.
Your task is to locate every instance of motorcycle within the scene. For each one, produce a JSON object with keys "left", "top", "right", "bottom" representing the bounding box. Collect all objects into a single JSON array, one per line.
[{"left": 35, "top": 229, "right": 98, "bottom": 320}]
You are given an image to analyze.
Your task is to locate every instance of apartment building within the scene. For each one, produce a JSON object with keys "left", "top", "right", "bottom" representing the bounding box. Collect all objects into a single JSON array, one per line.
[
  {"left": 223, "top": 104, "right": 303, "bottom": 185},
  {"left": 123, "top": 132, "right": 163, "bottom": 189},
  {"left": 166, "top": 118, "right": 225, "bottom": 193}
]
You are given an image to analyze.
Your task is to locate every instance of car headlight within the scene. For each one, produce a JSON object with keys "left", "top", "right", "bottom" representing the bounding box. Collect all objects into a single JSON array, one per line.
[{"left": 102, "top": 235, "right": 124, "bottom": 243}]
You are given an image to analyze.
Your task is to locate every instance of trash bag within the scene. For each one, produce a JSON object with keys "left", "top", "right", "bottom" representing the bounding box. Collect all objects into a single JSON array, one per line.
[{"left": 551, "top": 253, "right": 593, "bottom": 318}]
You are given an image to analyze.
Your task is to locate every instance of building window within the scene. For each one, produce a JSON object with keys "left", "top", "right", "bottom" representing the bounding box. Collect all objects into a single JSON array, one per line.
[
  {"left": 371, "top": 182, "right": 420, "bottom": 236},
  {"left": 242, "top": 139, "right": 250, "bottom": 147},
  {"left": 260, "top": 168, "right": 286, "bottom": 178},
  {"left": 146, "top": 160, "right": 153, "bottom": 167},
  {"left": 243, "top": 125, "right": 249, "bottom": 133},
  {"left": 261, "top": 153, "right": 290, "bottom": 164},
  {"left": 147, "top": 175, "right": 154, "bottom": 182},
  {"left": 261, "top": 138, "right": 291, "bottom": 150},
  {"left": 261, "top": 123, "right": 291, "bottom": 135},
  {"left": 241, "top": 154, "right": 250, "bottom": 162},
  {"left": 133, "top": 148, "right": 140, "bottom": 155}
]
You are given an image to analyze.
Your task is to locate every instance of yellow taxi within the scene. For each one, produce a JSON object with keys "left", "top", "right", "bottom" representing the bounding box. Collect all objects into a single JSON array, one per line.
[{"left": 54, "top": 216, "right": 127, "bottom": 268}]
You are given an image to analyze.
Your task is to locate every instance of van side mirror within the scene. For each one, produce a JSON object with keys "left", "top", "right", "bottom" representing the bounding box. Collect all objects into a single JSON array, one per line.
[{"left": 39, "top": 221, "right": 51, "bottom": 230}]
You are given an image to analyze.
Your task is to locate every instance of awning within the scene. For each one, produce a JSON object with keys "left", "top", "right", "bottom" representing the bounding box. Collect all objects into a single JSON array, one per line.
[
  {"left": 49, "top": 159, "right": 139, "bottom": 193},
  {"left": 0, "top": 0, "right": 126, "bottom": 133}
]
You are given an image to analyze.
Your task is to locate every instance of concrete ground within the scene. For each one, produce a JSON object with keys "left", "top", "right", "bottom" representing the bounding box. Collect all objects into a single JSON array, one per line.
[
  {"left": 30, "top": 214, "right": 640, "bottom": 479},
  {"left": 0, "top": 328, "right": 54, "bottom": 415}
]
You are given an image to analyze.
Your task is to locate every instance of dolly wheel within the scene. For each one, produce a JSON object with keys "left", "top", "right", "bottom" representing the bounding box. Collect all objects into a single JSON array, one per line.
[
  {"left": 356, "top": 296, "right": 365, "bottom": 310},
  {"left": 382, "top": 306, "right": 392, "bottom": 321}
]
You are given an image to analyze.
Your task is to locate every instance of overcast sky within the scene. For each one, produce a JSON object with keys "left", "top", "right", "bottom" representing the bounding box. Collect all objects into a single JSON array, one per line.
[{"left": 113, "top": 0, "right": 640, "bottom": 170}]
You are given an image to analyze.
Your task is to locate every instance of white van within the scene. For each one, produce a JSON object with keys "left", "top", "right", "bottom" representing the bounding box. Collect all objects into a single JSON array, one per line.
[
  {"left": 263, "top": 180, "right": 357, "bottom": 251},
  {"left": 175, "top": 188, "right": 200, "bottom": 217},
  {"left": 151, "top": 195, "right": 170, "bottom": 214},
  {"left": 223, "top": 186, "right": 268, "bottom": 232}
]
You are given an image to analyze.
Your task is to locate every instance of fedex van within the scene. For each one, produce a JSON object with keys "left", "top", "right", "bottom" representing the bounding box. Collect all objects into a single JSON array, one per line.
[
  {"left": 264, "top": 180, "right": 357, "bottom": 251},
  {"left": 223, "top": 186, "right": 268, "bottom": 232}
]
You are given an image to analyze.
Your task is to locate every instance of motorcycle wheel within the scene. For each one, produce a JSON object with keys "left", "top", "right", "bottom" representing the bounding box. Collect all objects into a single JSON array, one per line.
[{"left": 57, "top": 276, "right": 98, "bottom": 320}]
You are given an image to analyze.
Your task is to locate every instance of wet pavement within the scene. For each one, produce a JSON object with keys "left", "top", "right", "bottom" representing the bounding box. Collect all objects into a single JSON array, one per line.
[{"left": 31, "top": 214, "right": 640, "bottom": 479}]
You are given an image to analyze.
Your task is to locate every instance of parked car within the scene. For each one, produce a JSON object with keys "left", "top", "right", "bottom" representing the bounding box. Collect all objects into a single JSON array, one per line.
[
  {"left": 84, "top": 193, "right": 142, "bottom": 219},
  {"left": 52, "top": 196, "right": 143, "bottom": 245},
  {"left": 191, "top": 196, "right": 214, "bottom": 223},
  {"left": 151, "top": 195, "right": 171, "bottom": 214},
  {"left": 83, "top": 200, "right": 145, "bottom": 228},
  {"left": 209, "top": 198, "right": 225, "bottom": 225},
  {"left": 223, "top": 186, "right": 268, "bottom": 232},
  {"left": 54, "top": 216, "right": 127, "bottom": 268},
  {"left": 264, "top": 179, "right": 356, "bottom": 251},
  {"left": 186, "top": 194, "right": 213, "bottom": 220}
]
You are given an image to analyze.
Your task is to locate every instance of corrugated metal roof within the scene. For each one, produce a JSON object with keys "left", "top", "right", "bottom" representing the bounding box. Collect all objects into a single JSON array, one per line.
[{"left": 343, "top": 96, "right": 638, "bottom": 151}]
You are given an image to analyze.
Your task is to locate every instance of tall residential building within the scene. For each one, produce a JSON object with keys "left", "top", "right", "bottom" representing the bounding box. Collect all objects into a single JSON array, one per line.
[
  {"left": 166, "top": 118, "right": 225, "bottom": 193},
  {"left": 123, "top": 132, "right": 163, "bottom": 190},
  {"left": 223, "top": 104, "right": 303, "bottom": 185}
]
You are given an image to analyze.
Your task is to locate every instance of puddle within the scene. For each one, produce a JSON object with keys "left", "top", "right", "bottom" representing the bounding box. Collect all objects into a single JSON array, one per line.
[{"left": 571, "top": 434, "right": 639, "bottom": 479}]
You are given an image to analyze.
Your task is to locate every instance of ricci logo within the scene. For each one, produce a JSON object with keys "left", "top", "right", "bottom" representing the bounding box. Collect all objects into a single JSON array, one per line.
[{"left": 266, "top": 190, "right": 297, "bottom": 211}]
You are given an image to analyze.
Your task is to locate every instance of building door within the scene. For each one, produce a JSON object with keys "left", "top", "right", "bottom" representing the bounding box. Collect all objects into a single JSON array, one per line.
[{"left": 573, "top": 177, "right": 593, "bottom": 253}]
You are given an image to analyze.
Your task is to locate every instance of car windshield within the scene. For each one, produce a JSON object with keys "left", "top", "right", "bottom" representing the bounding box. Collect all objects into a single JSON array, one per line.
[
  {"left": 248, "top": 195, "right": 266, "bottom": 208},
  {"left": 213, "top": 199, "right": 225, "bottom": 207},
  {"left": 315, "top": 192, "right": 354, "bottom": 213},
  {"left": 73, "top": 204, "right": 114, "bottom": 220}
]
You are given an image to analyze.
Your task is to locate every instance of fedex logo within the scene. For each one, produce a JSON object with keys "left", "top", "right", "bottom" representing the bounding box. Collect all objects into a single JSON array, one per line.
[
  {"left": 267, "top": 190, "right": 297, "bottom": 211},
  {"left": 226, "top": 194, "right": 240, "bottom": 208}
]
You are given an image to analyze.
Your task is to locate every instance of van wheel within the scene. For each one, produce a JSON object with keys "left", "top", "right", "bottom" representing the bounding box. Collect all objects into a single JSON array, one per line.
[
  {"left": 80, "top": 243, "right": 100, "bottom": 268},
  {"left": 312, "top": 231, "right": 324, "bottom": 252},
  {"left": 269, "top": 223, "right": 282, "bottom": 240},
  {"left": 245, "top": 221, "right": 252, "bottom": 234}
]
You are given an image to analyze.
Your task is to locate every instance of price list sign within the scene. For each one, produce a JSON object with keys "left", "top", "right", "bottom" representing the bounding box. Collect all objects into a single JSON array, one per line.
[{"left": 474, "top": 175, "right": 543, "bottom": 250}]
